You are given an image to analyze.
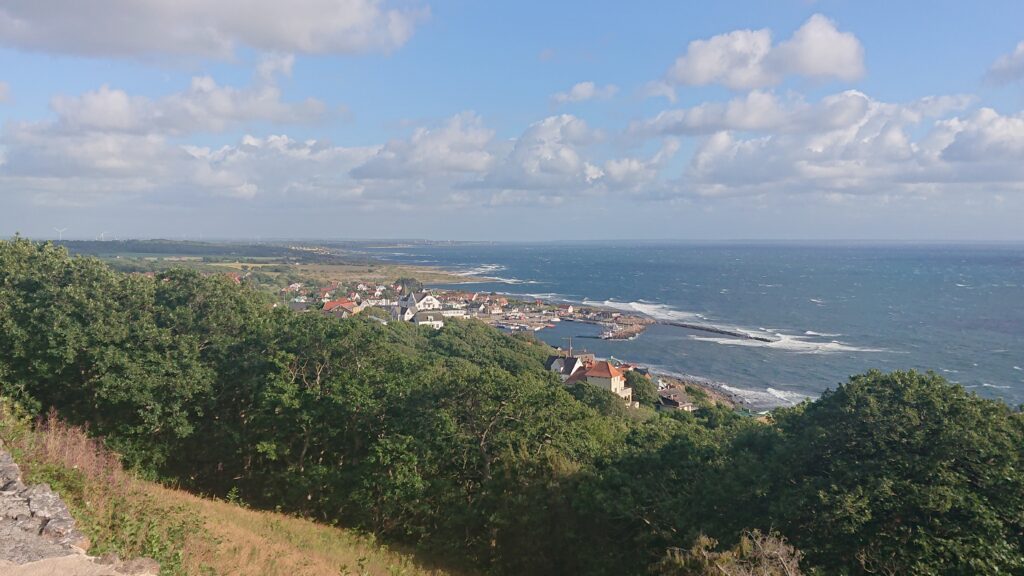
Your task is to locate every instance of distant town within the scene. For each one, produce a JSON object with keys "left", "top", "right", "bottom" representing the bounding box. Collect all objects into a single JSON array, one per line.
[{"left": 262, "top": 273, "right": 735, "bottom": 413}]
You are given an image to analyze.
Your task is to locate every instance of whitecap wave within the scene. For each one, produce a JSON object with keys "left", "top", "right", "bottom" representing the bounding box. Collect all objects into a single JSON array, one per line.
[
  {"left": 587, "top": 299, "right": 703, "bottom": 322},
  {"left": 689, "top": 332, "right": 886, "bottom": 354},
  {"left": 804, "top": 330, "right": 841, "bottom": 337},
  {"left": 718, "top": 384, "right": 815, "bottom": 408},
  {"left": 981, "top": 383, "right": 1011, "bottom": 389},
  {"left": 1014, "top": 366, "right": 1022, "bottom": 371},
  {"left": 453, "top": 263, "right": 507, "bottom": 277}
]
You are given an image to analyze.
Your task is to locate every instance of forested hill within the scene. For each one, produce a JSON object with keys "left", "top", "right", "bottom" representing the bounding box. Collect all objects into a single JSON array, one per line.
[{"left": 1, "top": 238, "right": 1022, "bottom": 575}]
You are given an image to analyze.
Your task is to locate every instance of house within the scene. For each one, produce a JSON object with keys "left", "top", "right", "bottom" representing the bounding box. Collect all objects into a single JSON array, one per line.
[
  {"left": 412, "top": 310, "right": 445, "bottom": 329},
  {"left": 583, "top": 361, "right": 632, "bottom": 401},
  {"left": 440, "top": 308, "right": 468, "bottom": 318},
  {"left": 658, "top": 388, "right": 697, "bottom": 412},
  {"left": 391, "top": 305, "right": 417, "bottom": 322},
  {"left": 288, "top": 301, "right": 311, "bottom": 312},
  {"left": 544, "top": 355, "right": 584, "bottom": 381},
  {"left": 558, "top": 304, "right": 575, "bottom": 316},
  {"left": 323, "top": 298, "right": 361, "bottom": 317},
  {"left": 399, "top": 291, "right": 442, "bottom": 311}
]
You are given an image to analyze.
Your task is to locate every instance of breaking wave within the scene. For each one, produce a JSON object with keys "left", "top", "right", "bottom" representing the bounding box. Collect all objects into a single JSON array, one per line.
[
  {"left": 689, "top": 331, "right": 887, "bottom": 354},
  {"left": 585, "top": 299, "right": 705, "bottom": 322}
]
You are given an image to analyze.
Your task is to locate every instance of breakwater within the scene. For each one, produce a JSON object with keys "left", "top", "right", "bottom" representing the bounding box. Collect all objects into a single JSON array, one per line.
[{"left": 658, "top": 321, "right": 775, "bottom": 343}]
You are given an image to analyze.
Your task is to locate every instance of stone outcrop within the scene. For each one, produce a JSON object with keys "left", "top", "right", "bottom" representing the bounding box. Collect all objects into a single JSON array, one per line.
[{"left": 0, "top": 447, "right": 159, "bottom": 575}]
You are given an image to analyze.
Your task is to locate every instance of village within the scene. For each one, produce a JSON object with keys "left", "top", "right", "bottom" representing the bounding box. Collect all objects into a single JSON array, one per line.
[{"left": 272, "top": 277, "right": 724, "bottom": 413}]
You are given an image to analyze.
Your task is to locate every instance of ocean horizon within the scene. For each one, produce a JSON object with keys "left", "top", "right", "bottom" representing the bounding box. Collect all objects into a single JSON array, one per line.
[{"left": 348, "top": 240, "right": 1024, "bottom": 410}]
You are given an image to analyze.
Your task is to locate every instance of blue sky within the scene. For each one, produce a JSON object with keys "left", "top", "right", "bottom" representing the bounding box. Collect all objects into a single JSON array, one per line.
[{"left": 2, "top": 0, "right": 1024, "bottom": 241}]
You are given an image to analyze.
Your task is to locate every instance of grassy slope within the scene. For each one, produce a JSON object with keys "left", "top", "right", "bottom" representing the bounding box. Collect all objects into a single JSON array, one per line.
[
  {"left": 1, "top": 404, "right": 455, "bottom": 576},
  {"left": 149, "top": 483, "right": 453, "bottom": 576}
]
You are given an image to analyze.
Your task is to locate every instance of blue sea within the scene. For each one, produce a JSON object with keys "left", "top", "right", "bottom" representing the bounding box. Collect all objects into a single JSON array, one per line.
[{"left": 359, "top": 242, "right": 1024, "bottom": 410}]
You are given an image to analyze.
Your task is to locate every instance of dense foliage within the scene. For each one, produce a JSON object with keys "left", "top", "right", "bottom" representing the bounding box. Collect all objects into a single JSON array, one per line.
[{"left": 1, "top": 238, "right": 1022, "bottom": 575}]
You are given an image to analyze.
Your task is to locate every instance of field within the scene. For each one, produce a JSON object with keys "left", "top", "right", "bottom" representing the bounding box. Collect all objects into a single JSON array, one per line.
[{"left": 57, "top": 240, "right": 478, "bottom": 288}]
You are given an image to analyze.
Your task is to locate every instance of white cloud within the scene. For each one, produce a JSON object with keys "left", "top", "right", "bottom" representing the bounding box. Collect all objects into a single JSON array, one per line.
[
  {"left": 0, "top": 81, "right": 8, "bottom": 103},
  {"left": 680, "top": 95, "right": 1023, "bottom": 198},
  {"left": 665, "top": 14, "right": 864, "bottom": 90},
  {"left": 48, "top": 58, "right": 325, "bottom": 135},
  {"left": 482, "top": 114, "right": 604, "bottom": 193},
  {"left": 987, "top": 41, "right": 1024, "bottom": 84},
  {"left": 603, "top": 139, "right": 680, "bottom": 189},
  {"left": 351, "top": 112, "right": 495, "bottom": 179},
  {"left": 632, "top": 90, "right": 974, "bottom": 138},
  {"left": 641, "top": 80, "right": 677, "bottom": 103},
  {"left": 941, "top": 108, "right": 1024, "bottom": 164},
  {"left": 0, "top": 0, "right": 428, "bottom": 58},
  {"left": 767, "top": 14, "right": 864, "bottom": 81},
  {"left": 551, "top": 81, "right": 619, "bottom": 104}
]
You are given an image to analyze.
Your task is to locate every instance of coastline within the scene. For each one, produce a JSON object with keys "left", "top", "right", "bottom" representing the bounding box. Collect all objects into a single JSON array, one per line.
[{"left": 411, "top": 262, "right": 791, "bottom": 412}]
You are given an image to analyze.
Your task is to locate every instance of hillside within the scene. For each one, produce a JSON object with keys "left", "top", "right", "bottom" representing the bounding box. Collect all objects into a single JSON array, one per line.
[
  {"left": 1, "top": 405, "right": 452, "bottom": 576},
  {"left": 1, "top": 239, "right": 1022, "bottom": 575}
]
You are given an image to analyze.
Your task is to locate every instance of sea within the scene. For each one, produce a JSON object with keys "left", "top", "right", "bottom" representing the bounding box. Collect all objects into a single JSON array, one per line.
[{"left": 356, "top": 242, "right": 1024, "bottom": 410}]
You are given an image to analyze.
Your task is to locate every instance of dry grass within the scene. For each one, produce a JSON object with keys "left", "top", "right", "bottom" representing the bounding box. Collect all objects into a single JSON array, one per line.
[
  {"left": 0, "top": 404, "right": 456, "bottom": 576},
  {"left": 155, "top": 486, "right": 454, "bottom": 576},
  {"left": 289, "top": 262, "right": 474, "bottom": 286}
]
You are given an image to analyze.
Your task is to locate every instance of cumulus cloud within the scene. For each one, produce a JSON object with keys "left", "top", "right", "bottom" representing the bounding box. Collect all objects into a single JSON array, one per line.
[
  {"left": 940, "top": 108, "right": 1024, "bottom": 164},
  {"left": 481, "top": 114, "right": 604, "bottom": 193},
  {"left": 0, "top": 0, "right": 428, "bottom": 58},
  {"left": 665, "top": 14, "right": 864, "bottom": 90},
  {"left": 352, "top": 112, "right": 495, "bottom": 179},
  {"left": 987, "top": 41, "right": 1024, "bottom": 84},
  {"left": 630, "top": 91, "right": 974, "bottom": 138},
  {"left": 551, "top": 81, "right": 619, "bottom": 104},
  {"left": 680, "top": 94, "right": 1021, "bottom": 198},
  {"left": 48, "top": 59, "right": 325, "bottom": 135}
]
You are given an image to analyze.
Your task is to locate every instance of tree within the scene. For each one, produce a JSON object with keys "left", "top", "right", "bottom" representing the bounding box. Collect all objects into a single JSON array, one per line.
[
  {"left": 394, "top": 277, "right": 422, "bottom": 294},
  {"left": 654, "top": 530, "right": 803, "bottom": 576},
  {"left": 762, "top": 370, "right": 1024, "bottom": 575},
  {"left": 625, "top": 370, "right": 658, "bottom": 408}
]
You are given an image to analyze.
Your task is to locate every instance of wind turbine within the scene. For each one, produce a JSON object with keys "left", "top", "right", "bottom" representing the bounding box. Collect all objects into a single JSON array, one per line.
[{"left": 53, "top": 227, "right": 67, "bottom": 241}]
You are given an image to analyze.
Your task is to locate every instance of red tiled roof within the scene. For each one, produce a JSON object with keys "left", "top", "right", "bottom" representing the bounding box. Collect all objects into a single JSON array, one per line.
[
  {"left": 584, "top": 361, "right": 623, "bottom": 379},
  {"left": 323, "top": 298, "right": 355, "bottom": 312},
  {"left": 564, "top": 367, "right": 588, "bottom": 385}
]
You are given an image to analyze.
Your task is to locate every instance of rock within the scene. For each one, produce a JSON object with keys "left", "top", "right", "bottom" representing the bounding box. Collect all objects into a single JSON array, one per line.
[
  {"left": 0, "top": 449, "right": 153, "bottom": 571},
  {"left": 114, "top": 557, "right": 162, "bottom": 575},
  {"left": 22, "top": 483, "right": 72, "bottom": 520},
  {"left": 0, "top": 451, "right": 26, "bottom": 492},
  {"left": 0, "top": 495, "right": 31, "bottom": 519}
]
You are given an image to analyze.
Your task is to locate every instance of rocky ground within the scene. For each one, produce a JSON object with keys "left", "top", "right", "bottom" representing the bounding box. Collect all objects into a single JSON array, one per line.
[{"left": 0, "top": 447, "right": 159, "bottom": 576}]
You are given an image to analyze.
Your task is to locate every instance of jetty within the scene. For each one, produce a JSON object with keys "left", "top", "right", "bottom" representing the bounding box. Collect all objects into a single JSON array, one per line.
[{"left": 657, "top": 321, "right": 774, "bottom": 343}]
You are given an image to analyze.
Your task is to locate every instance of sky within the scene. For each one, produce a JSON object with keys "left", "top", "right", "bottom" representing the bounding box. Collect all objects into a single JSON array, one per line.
[{"left": 2, "top": 1, "right": 1024, "bottom": 241}]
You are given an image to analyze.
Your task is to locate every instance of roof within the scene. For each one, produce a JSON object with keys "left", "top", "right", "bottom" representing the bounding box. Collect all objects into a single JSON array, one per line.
[
  {"left": 413, "top": 311, "right": 443, "bottom": 323},
  {"left": 545, "top": 355, "right": 582, "bottom": 376},
  {"left": 564, "top": 367, "right": 588, "bottom": 385},
  {"left": 323, "top": 298, "right": 355, "bottom": 312},
  {"left": 584, "top": 361, "right": 623, "bottom": 379}
]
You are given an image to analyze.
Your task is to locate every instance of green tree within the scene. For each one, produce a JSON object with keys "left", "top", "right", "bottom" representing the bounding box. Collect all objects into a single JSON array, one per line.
[
  {"left": 762, "top": 370, "right": 1024, "bottom": 575},
  {"left": 625, "top": 370, "right": 658, "bottom": 408}
]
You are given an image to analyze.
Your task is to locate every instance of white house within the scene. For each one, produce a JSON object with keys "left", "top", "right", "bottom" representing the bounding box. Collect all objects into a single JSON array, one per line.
[
  {"left": 412, "top": 310, "right": 445, "bottom": 329},
  {"left": 582, "top": 361, "right": 632, "bottom": 401},
  {"left": 399, "top": 291, "right": 442, "bottom": 311}
]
